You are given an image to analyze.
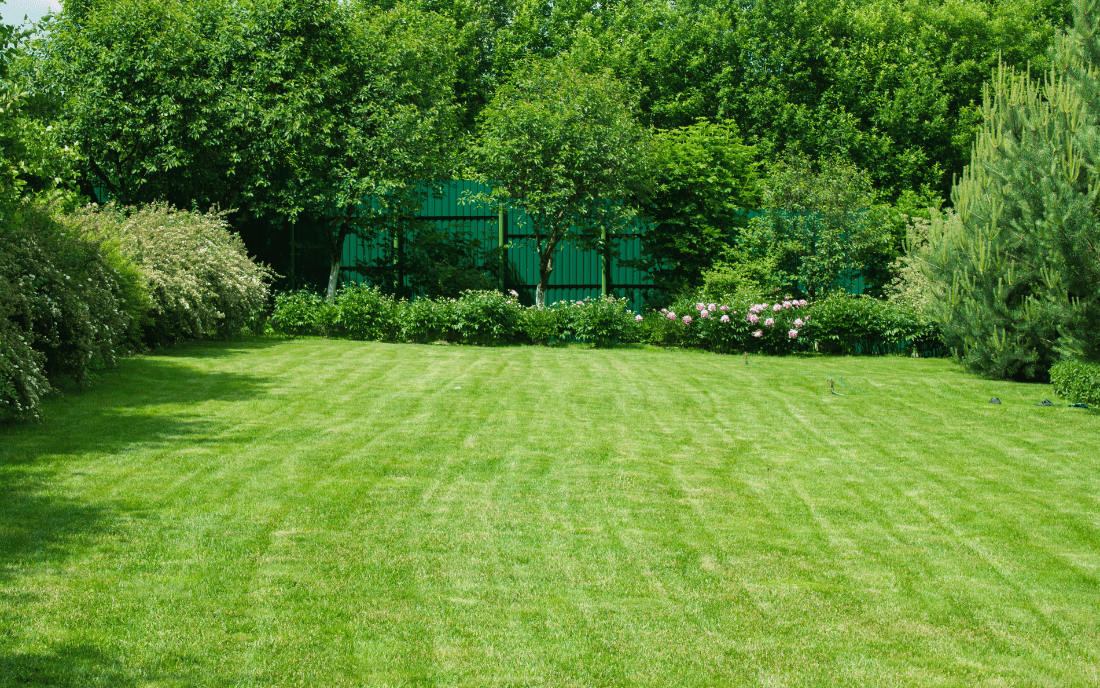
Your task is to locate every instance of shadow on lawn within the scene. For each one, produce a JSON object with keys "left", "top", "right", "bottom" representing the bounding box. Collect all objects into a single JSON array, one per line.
[
  {"left": 0, "top": 645, "right": 139, "bottom": 688},
  {"left": 0, "top": 349, "right": 274, "bottom": 580}
]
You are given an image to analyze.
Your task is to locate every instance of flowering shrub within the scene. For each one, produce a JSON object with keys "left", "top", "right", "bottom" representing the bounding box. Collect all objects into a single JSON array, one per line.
[
  {"left": 520, "top": 306, "right": 562, "bottom": 345},
  {"left": 1, "top": 204, "right": 137, "bottom": 419},
  {"left": 451, "top": 290, "right": 523, "bottom": 345},
  {"left": 327, "top": 283, "right": 400, "bottom": 341},
  {"left": 398, "top": 297, "right": 455, "bottom": 344},
  {"left": 555, "top": 296, "right": 642, "bottom": 348},
  {"left": 66, "top": 203, "right": 275, "bottom": 346},
  {"left": 269, "top": 290, "right": 327, "bottom": 337}
]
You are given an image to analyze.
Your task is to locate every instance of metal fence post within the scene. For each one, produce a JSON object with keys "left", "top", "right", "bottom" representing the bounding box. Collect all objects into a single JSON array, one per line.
[{"left": 499, "top": 205, "right": 506, "bottom": 291}]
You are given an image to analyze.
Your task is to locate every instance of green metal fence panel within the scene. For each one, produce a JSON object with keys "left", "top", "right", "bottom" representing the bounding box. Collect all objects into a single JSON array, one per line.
[
  {"left": 340, "top": 182, "right": 870, "bottom": 311},
  {"left": 342, "top": 180, "right": 655, "bottom": 312}
]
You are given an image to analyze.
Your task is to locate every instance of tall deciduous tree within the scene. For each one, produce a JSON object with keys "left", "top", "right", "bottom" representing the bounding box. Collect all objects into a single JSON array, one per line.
[
  {"left": 920, "top": 0, "right": 1100, "bottom": 379},
  {"left": 244, "top": 0, "right": 460, "bottom": 301},
  {"left": 630, "top": 119, "right": 760, "bottom": 295},
  {"left": 467, "top": 58, "right": 649, "bottom": 307}
]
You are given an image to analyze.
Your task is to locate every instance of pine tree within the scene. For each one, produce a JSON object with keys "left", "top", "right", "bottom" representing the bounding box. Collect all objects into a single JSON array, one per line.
[{"left": 921, "top": 0, "right": 1100, "bottom": 380}]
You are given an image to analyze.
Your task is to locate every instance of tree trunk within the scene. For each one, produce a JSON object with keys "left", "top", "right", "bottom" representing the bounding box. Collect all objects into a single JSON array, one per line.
[
  {"left": 536, "top": 250, "right": 554, "bottom": 308},
  {"left": 326, "top": 219, "right": 349, "bottom": 303}
]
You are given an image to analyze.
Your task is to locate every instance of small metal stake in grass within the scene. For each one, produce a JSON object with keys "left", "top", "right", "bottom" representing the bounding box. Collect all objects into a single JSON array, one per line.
[
  {"left": 744, "top": 352, "right": 749, "bottom": 366},
  {"left": 829, "top": 378, "right": 838, "bottom": 395}
]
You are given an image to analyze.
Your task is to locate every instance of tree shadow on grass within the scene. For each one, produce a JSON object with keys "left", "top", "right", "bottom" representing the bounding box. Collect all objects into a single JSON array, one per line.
[
  {"left": 0, "top": 348, "right": 274, "bottom": 576},
  {"left": 0, "top": 645, "right": 139, "bottom": 688}
]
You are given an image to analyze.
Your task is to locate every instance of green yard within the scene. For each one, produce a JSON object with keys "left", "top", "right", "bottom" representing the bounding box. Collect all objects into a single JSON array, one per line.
[{"left": 2, "top": 339, "right": 1098, "bottom": 687}]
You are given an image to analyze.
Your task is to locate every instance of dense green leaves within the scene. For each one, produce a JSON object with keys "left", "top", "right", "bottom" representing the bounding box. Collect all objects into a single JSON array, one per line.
[
  {"left": 920, "top": 0, "right": 1100, "bottom": 379},
  {"left": 632, "top": 119, "right": 760, "bottom": 295},
  {"left": 467, "top": 58, "right": 649, "bottom": 306}
]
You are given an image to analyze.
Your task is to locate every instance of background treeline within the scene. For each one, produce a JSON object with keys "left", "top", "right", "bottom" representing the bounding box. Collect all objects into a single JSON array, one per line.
[{"left": 3, "top": 0, "right": 1099, "bottom": 420}]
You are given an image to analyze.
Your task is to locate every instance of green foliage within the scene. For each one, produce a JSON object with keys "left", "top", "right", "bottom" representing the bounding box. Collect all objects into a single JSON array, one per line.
[
  {"left": 0, "top": 203, "right": 134, "bottom": 420},
  {"left": 632, "top": 119, "right": 760, "bottom": 295},
  {"left": 328, "top": 284, "right": 400, "bottom": 342},
  {"left": 467, "top": 57, "right": 650, "bottom": 306},
  {"left": 738, "top": 156, "right": 892, "bottom": 298},
  {"left": 269, "top": 290, "right": 326, "bottom": 338},
  {"left": 67, "top": 203, "right": 275, "bottom": 346},
  {"left": 398, "top": 297, "right": 455, "bottom": 344},
  {"left": 1049, "top": 359, "right": 1100, "bottom": 406},
  {"left": 451, "top": 290, "right": 523, "bottom": 346},
  {"left": 921, "top": 0, "right": 1100, "bottom": 380},
  {"left": 555, "top": 296, "right": 642, "bottom": 348},
  {"left": 520, "top": 306, "right": 561, "bottom": 345},
  {"left": 806, "top": 293, "right": 940, "bottom": 356}
]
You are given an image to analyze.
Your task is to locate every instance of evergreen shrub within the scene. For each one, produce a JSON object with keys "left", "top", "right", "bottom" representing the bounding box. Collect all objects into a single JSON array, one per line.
[{"left": 1050, "top": 360, "right": 1100, "bottom": 406}]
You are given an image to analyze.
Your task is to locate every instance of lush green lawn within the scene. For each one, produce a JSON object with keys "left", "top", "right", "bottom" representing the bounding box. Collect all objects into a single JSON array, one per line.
[{"left": 1, "top": 339, "right": 1098, "bottom": 687}]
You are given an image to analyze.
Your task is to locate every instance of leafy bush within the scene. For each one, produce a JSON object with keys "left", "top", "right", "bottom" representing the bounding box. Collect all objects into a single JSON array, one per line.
[
  {"left": 269, "top": 290, "right": 326, "bottom": 337},
  {"left": 1050, "top": 360, "right": 1100, "bottom": 407},
  {"left": 1, "top": 205, "right": 133, "bottom": 384},
  {"left": 66, "top": 203, "right": 275, "bottom": 346},
  {"left": 0, "top": 289, "right": 49, "bottom": 421},
  {"left": 520, "top": 305, "right": 562, "bottom": 345},
  {"left": 329, "top": 283, "right": 399, "bottom": 341},
  {"left": 451, "top": 290, "right": 523, "bottom": 345},
  {"left": 554, "top": 296, "right": 642, "bottom": 348},
  {"left": 808, "top": 293, "right": 939, "bottom": 356},
  {"left": 399, "top": 297, "right": 455, "bottom": 343}
]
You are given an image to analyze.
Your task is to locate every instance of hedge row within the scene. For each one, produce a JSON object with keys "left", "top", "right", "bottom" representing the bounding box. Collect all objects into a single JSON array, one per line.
[
  {"left": 1, "top": 203, "right": 274, "bottom": 421},
  {"left": 271, "top": 285, "right": 942, "bottom": 357}
]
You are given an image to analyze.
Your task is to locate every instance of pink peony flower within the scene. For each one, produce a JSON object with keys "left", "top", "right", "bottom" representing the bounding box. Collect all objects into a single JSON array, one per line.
[
  {"left": 788, "top": 329, "right": 798, "bottom": 339},
  {"left": 798, "top": 299, "right": 808, "bottom": 307},
  {"left": 509, "top": 289, "right": 519, "bottom": 297},
  {"left": 708, "top": 303, "right": 716, "bottom": 312},
  {"left": 794, "top": 318, "right": 804, "bottom": 327},
  {"left": 720, "top": 315, "right": 730, "bottom": 323},
  {"left": 752, "top": 330, "right": 763, "bottom": 338},
  {"left": 747, "top": 313, "right": 759, "bottom": 324},
  {"left": 719, "top": 304, "right": 729, "bottom": 311},
  {"left": 661, "top": 308, "right": 668, "bottom": 313},
  {"left": 696, "top": 302, "right": 705, "bottom": 311},
  {"left": 782, "top": 301, "right": 792, "bottom": 309},
  {"left": 765, "top": 317, "right": 775, "bottom": 327},
  {"left": 667, "top": 311, "right": 676, "bottom": 320},
  {"left": 773, "top": 304, "right": 782, "bottom": 312},
  {"left": 635, "top": 315, "right": 644, "bottom": 322},
  {"left": 700, "top": 310, "right": 710, "bottom": 318},
  {"left": 683, "top": 315, "right": 692, "bottom": 324}
]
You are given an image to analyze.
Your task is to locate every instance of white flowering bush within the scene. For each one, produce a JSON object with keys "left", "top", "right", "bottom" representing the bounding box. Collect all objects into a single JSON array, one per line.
[
  {"left": 1, "top": 203, "right": 136, "bottom": 419},
  {"left": 66, "top": 203, "right": 275, "bottom": 346}
]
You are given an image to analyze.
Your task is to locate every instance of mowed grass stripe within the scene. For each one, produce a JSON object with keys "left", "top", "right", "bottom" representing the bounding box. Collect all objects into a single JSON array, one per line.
[{"left": 1, "top": 338, "right": 1098, "bottom": 686}]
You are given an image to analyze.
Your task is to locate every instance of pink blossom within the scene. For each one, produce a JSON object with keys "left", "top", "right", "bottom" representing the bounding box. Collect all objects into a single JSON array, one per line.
[
  {"left": 683, "top": 315, "right": 692, "bottom": 324},
  {"left": 798, "top": 299, "right": 808, "bottom": 307},
  {"left": 696, "top": 302, "right": 705, "bottom": 311},
  {"left": 747, "top": 313, "right": 759, "bottom": 324},
  {"left": 708, "top": 303, "right": 717, "bottom": 312},
  {"left": 788, "top": 329, "right": 798, "bottom": 339},
  {"left": 772, "top": 304, "right": 782, "bottom": 312},
  {"left": 635, "top": 315, "right": 644, "bottom": 322},
  {"left": 752, "top": 330, "right": 763, "bottom": 338},
  {"left": 661, "top": 308, "right": 668, "bottom": 313},
  {"left": 719, "top": 304, "right": 729, "bottom": 311},
  {"left": 667, "top": 311, "right": 676, "bottom": 320},
  {"left": 782, "top": 301, "right": 792, "bottom": 309},
  {"left": 720, "top": 315, "right": 730, "bottom": 323},
  {"left": 765, "top": 317, "right": 775, "bottom": 327},
  {"left": 794, "top": 318, "right": 804, "bottom": 328},
  {"left": 700, "top": 310, "right": 710, "bottom": 319},
  {"left": 509, "top": 289, "right": 519, "bottom": 297}
]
